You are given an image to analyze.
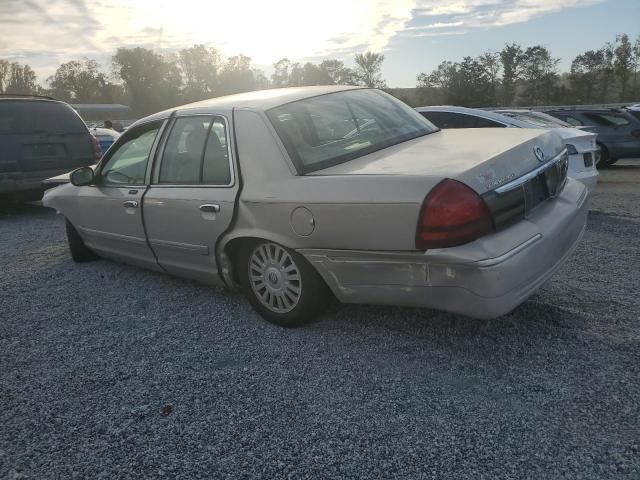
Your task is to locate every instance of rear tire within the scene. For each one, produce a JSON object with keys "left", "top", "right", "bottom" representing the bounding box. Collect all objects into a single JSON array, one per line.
[
  {"left": 65, "top": 219, "right": 99, "bottom": 262},
  {"left": 596, "top": 144, "right": 612, "bottom": 168},
  {"left": 237, "top": 240, "right": 330, "bottom": 327}
]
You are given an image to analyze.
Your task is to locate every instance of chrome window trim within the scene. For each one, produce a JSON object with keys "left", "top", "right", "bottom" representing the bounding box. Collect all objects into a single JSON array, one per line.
[
  {"left": 150, "top": 113, "right": 236, "bottom": 189},
  {"left": 495, "top": 149, "right": 568, "bottom": 194}
]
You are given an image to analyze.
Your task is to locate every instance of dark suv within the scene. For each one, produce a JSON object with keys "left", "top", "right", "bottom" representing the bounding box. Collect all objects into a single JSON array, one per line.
[
  {"left": 0, "top": 95, "right": 101, "bottom": 200},
  {"left": 547, "top": 108, "right": 640, "bottom": 167}
]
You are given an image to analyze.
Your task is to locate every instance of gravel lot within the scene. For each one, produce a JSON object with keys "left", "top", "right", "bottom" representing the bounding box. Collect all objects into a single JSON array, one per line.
[{"left": 1, "top": 162, "right": 639, "bottom": 479}]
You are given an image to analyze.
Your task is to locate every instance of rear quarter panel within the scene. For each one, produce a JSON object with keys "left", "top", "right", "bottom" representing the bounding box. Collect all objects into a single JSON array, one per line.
[{"left": 225, "top": 109, "right": 438, "bottom": 252}]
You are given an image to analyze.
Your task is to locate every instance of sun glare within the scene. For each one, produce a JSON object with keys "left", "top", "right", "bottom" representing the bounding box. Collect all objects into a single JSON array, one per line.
[{"left": 95, "top": 0, "right": 415, "bottom": 63}]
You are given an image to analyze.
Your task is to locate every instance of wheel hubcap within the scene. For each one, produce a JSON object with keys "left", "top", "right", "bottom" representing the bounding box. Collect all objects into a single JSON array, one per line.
[{"left": 248, "top": 243, "right": 302, "bottom": 313}]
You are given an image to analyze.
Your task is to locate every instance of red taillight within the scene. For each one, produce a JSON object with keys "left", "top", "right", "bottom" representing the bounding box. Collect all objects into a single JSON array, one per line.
[
  {"left": 91, "top": 136, "right": 102, "bottom": 162},
  {"left": 416, "top": 179, "right": 495, "bottom": 250}
]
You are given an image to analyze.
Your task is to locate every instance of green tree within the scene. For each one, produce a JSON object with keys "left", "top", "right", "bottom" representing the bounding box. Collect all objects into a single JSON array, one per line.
[
  {"left": 178, "top": 45, "right": 221, "bottom": 102},
  {"left": 499, "top": 43, "right": 524, "bottom": 105},
  {"left": 112, "top": 47, "right": 182, "bottom": 115},
  {"left": 570, "top": 49, "right": 607, "bottom": 103},
  {"left": 47, "top": 59, "right": 111, "bottom": 102},
  {"left": 4, "top": 62, "right": 38, "bottom": 94},
  {"left": 478, "top": 50, "right": 500, "bottom": 105},
  {"left": 614, "top": 34, "right": 633, "bottom": 100},
  {"left": 520, "top": 46, "right": 559, "bottom": 105},
  {"left": 633, "top": 34, "right": 640, "bottom": 97},
  {"left": 319, "top": 60, "right": 357, "bottom": 85},
  {"left": 271, "top": 58, "right": 291, "bottom": 87},
  {"left": 354, "top": 51, "right": 386, "bottom": 88},
  {"left": 0, "top": 60, "right": 10, "bottom": 93},
  {"left": 217, "top": 54, "right": 261, "bottom": 95}
]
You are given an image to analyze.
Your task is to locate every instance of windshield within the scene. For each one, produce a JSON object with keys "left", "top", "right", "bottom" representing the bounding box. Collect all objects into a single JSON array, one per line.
[{"left": 267, "top": 89, "right": 436, "bottom": 174}]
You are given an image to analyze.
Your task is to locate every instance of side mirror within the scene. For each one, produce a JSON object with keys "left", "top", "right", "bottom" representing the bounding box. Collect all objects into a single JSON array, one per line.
[{"left": 70, "top": 166, "right": 95, "bottom": 186}]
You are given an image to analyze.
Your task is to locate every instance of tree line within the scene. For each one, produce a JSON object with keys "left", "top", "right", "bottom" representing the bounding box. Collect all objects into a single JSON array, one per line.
[
  {"left": 0, "top": 33, "right": 638, "bottom": 116},
  {"left": 415, "top": 33, "right": 640, "bottom": 107},
  {"left": 0, "top": 47, "right": 385, "bottom": 116}
]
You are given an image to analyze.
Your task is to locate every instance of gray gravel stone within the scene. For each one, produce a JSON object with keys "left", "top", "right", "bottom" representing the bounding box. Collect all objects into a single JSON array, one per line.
[{"left": 1, "top": 162, "right": 639, "bottom": 479}]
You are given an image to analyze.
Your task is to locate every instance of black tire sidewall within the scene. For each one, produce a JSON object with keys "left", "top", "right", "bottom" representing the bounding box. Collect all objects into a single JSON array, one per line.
[
  {"left": 597, "top": 144, "right": 611, "bottom": 168},
  {"left": 65, "top": 218, "right": 99, "bottom": 262},
  {"left": 237, "top": 240, "right": 329, "bottom": 327}
]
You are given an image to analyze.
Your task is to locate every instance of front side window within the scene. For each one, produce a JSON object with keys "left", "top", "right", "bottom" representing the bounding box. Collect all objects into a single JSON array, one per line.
[
  {"left": 268, "top": 89, "right": 436, "bottom": 174},
  {"left": 100, "top": 124, "right": 160, "bottom": 185},
  {"left": 158, "top": 116, "right": 230, "bottom": 185}
]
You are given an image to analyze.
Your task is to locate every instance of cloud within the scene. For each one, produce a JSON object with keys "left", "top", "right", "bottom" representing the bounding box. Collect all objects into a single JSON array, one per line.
[
  {"left": 413, "top": 0, "right": 605, "bottom": 29},
  {"left": 0, "top": 0, "right": 607, "bottom": 82}
]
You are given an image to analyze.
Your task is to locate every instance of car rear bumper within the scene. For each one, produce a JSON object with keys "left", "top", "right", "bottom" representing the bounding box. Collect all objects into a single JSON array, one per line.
[
  {"left": 568, "top": 153, "right": 599, "bottom": 191},
  {"left": 0, "top": 168, "right": 75, "bottom": 193},
  {"left": 300, "top": 179, "right": 589, "bottom": 319}
]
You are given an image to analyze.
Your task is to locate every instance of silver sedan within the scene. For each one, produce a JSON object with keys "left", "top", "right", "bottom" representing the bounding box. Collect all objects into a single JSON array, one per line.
[{"left": 44, "top": 86, "right": 589, "bottom": 327}]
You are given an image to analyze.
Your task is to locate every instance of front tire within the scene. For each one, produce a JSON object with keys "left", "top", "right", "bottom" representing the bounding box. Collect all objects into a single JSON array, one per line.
[
  {"left": 237, "top": 240, "right": 330, "bottom": 327},
  {"left": 65, "top": 219, "right": 99, "bottom": 262}
]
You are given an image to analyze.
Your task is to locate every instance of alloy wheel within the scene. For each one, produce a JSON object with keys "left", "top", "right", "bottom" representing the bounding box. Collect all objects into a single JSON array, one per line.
[{"left": 248, "top": 243, "right": 302, "bottom": 313}]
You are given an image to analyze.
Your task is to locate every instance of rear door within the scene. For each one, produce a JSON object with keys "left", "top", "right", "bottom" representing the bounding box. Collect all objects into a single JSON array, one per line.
[
  {"left": 69, "top": 120, "right": 165, "bottom": 269},
  {"left": 0, "top": 100, "right": 93, "bottom": 174},
  {"left": 143, "top": 114, "right": 238, "bottom": 284}
]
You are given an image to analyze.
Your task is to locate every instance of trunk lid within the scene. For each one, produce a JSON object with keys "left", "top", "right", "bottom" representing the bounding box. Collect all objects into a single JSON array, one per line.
[
  {"left": 310, "top": 128, "right": 565, "bottom": 194},
  {"left": 552, "top": 128, "right": 597, "bottom": 153}
]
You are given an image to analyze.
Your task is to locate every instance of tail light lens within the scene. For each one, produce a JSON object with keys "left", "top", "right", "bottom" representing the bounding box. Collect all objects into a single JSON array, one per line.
[
  {"left": 416, "top": 179, "right": 495, "bottom": 250},
  {"left": 90, "top": 136, "right": 102, "bottom": 163},
  {"left": 565, "top": 144, "right": 578, "bottom": 155}
]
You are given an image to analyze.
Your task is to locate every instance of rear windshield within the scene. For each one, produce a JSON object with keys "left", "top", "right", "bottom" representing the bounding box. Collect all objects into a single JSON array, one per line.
[
  {"left": 0, "top": 101, "right": 88, "bottom": 135},
  {"left": 267, "top": 89, "right": 436, "bottom": 174},
  {"left": 499, "top": 111, "right": 570, "bottom": 128}
]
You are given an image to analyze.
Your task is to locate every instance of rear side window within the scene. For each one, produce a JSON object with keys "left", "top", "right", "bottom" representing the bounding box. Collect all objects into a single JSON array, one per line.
[
  {"left": 585, "top": 113, "right": 630, "bottom": 127},
  {"left": 0, "top": 101, "right": 87, "bottom": 135},
  {"left": 158, "top": 116, "right": 231, "bottom": 185},
  {"left": 421, "top": 111, "right": 504, "bottom": 129},
  {"left": 473, "top": 117, "right": 506, "bottom": 128},
  {"left": 420, "top": 111, "right": 461, "bottom": 129},
  {"left": 555, "top": 115, "right": 583, "bottom": 127}
]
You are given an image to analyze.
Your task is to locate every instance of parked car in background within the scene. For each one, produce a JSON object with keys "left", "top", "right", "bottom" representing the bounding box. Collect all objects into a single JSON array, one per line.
[
  {"left": 44, "top": 86, "right": 588, "bottom": 327},
  {"left": 89, "top": 126, "right": 121, "bottom": 153},
  {"left": 546, "top": 108, "right": 640, "bottom": 167},
  {"left": 625, "top": 104, "right": 640, "bottom": 121},
  {"left": 416, "top": 106, "right": 599, "bottom": 191},
  {"left": 0, "top": 94, "right": 101, "bottom": 201}
]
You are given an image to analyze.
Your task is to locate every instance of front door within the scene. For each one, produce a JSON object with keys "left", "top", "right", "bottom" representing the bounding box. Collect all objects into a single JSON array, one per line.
[
  {"left": 142, "top": 115, "right": 239, "bottom": 284},
  {"left": 71, "top": 121, "right": 164, "bottom": 269}
]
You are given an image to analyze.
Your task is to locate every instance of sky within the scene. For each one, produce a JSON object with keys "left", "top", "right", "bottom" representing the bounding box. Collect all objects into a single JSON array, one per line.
[{"left": 0, "top": 0, "right": 638, "bottom": 87}]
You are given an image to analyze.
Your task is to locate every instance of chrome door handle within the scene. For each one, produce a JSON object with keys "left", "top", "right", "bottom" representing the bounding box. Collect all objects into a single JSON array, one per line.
[
  {"left": 199, "top": 203, "right": 220, "bottom": 213},
  {"left": 123, "top": 200, "right": 139, "bottom": 208}
]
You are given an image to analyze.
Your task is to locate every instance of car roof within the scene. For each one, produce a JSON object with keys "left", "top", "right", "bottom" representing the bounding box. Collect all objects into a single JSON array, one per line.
[
  {"left": 138, "top": 85, "right": 365, "bottom": 125},
  {"left": 415, "top": 105, "right": 529, "bottom": 127},
  {"left": 0, "top": 96, "right": 64, "bottom": 105},
  {"left": 548, "top": 108, "right": 624, "bottom": 114}
]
